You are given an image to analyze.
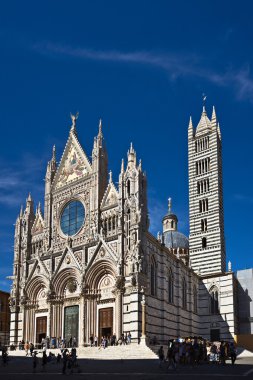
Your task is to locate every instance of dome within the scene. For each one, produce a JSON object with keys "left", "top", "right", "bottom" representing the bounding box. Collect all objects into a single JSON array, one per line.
[{"left": 163, "top": 230, "right": 189, "bottom": 249}]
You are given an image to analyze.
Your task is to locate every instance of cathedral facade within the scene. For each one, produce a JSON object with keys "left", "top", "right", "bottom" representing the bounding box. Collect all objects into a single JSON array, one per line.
[{"left": 9, "top": 108, "right": 238, "bottom": 346}]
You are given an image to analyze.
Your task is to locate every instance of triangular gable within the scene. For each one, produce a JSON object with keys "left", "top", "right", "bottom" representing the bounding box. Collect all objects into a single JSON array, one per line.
[
  {"left": 53, "top": 245, "right": 82, "bottom": 279},
  {"left": 26, "top": 257, "right": 50, "bottom": 286},
  {"left": 52, "top": 131, "right": 92, "bottom": 190},
  {"left": 86, "top": 237, "right": 118, "bottom": 273},
  {"left": 31, "top": 211, "right": 44, "bottom": 235},
  {"left": 101, "top": 182, "right": 119, "bottom": 209}
]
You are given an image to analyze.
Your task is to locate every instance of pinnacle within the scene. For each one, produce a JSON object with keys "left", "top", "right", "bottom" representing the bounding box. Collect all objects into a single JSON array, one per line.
[
  {"left": 211, "top": 105, "right": 217, "bottom": 121},
  {"left": 52, "top": 145, "right": 56, "bottom": 161},
  {"left": 98, "top": 118, "right": 103, "bottom": 137},
  {"left": 109, "top": 170, "right": 112, "bottom": 183},
  {"left": 121, "top": 158, "right": 124, "bottom": 173},
  {"left": 188, "top": 116, "right": 193, "bottom": 128}
]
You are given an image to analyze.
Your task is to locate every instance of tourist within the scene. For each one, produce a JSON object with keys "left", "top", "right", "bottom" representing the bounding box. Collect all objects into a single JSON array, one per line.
[
  {"left": 158, "top": 346, "right": 164, "bottom": 368},
  {"left": 68, "top": 336, "right": 73, "bottom": 348},
  {"left": 24, "top": 341, "right": 29, "bottom": 356},
  {"left": 2, "top": 346, "right": 8, "bottom": 366},
  {"left": 32, "top": 351, "right": 38, "bottom": 373},
  {"left": 62, "top": 349, "right": 68, "bottom": 374},
  {"left": 127, "top": 332, "right": 132, "bottom": 344},
  {"left": 90, "top": 335, "right": 94, "bottom": 347},
  {"left": 73, "top": 337, "right": 77, "bottom": 347},
  {"left": 219, "top": 341, "right": 226, "bottom": 365},
  {"left": 229, "top": 343, "right": 237, "bottom": 365},
  {"left": 166, "top": 343, "right": 176, "bottom": 370},
  {"left": 94, "top": 336, "right": 98, "bottom": 347},
  {"left": 42, "top": 350, "right": 47, "bottom": 372},
  {"left": 29, "top": 342, "right": 34, "bottom": 356}
]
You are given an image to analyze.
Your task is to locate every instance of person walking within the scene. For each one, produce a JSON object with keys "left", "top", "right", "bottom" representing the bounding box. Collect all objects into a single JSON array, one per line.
[
  {"left": 62, "top": 349, "right": 68, "bottom": 374},
  {"left": 42, "top": 351, "right": 47, "bottom": 372},
  {"left": 230, "top": 343, "right": 237, "bottom": 365},
  {"left": 32, "top": 351, "right": 38, "bottom": 373},
  {"left": 158, "top": 346, "right": 164, "bottom": 368}
]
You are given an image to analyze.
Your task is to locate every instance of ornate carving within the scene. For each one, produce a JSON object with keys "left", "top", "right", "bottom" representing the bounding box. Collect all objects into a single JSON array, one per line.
[{"left": 66, "top": 279, "right": 77, "bottom": 293}]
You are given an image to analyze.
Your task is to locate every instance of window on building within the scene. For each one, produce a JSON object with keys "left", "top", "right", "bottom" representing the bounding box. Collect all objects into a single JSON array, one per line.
[
  {"left": 150, "top": 257, "right": 157, "bottom": 296},
  {"left": 193, "top": 285, "right": 198, "bottom": 313},
  {"left": 202, "top": 237, "right": 207, "bottom": 248},
  {"left": 126, "top": 209, "right": 131, "bottom": 249},
  {"left": 127, "top": 180, "right": 131, "bottom": 197},
  {"left": 201, "top": 218, "right": 207, "bottom": 232},
  {"left": 168, "top": 269, "right": 174, "bottom": 304},
  {"left": 182, "top": 278, "right": 187, "bottom": 309},
  {"left": 210, "top": 287, "right": 219, "bottom": 314}
]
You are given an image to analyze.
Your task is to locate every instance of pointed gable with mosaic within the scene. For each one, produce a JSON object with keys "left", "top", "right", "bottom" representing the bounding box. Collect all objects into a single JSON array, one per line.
[{"left": 53, "top": 126, "right": 92, "bottom": 190}]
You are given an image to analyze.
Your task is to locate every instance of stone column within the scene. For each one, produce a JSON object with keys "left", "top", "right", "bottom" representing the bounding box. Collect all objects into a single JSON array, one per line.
[
  {"left": 116, "top": 290, "right": 122, "bottom": 339},
  {"left": 140, "top": 287, "right": 146, "bottom": 345}
]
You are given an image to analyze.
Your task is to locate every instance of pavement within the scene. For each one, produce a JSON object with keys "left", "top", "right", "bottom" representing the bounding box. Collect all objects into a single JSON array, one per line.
[{"left": 0, "top": 351, "right": 253, "bottom": 380}]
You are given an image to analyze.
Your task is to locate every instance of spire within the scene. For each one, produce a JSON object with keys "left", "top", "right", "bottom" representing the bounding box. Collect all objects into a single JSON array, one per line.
[
  {"left": 188, "top": 116, "right": 193, "bottom": 129},
  {"left": 188, "top": 116, "right": 194, "bottom": 138},
  {"left": 121, "top": 158, "right": 124, "bottom": 174},
  {"left": 19, "top": 205, "right": 23, "bottom": 217},
  {"left": 38, "top": 201, "right": 41, "bottom": 213},
  {"left": 127, "top": 142, "right": 136, "bottom": 167},
  {"left": 27, "top": 192, "right": 32, "bottom": 202},
  {"left": 98, "top": 118, "right": 103, "bottom": 138},
  {"left": 168, "top": 197, "right": 172, "bottom": 214},
  {"left": 70, "top": 112, "right": 79, "bottom": 134},
  {"left": 211, "top": 106, "right": 217, "bottom": 129},
  {"left": 52, "top": 144, "right": 56, "bottom": 162}
]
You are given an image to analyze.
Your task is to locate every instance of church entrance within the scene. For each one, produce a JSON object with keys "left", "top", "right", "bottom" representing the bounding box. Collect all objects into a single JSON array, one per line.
[
  {"left": 64, "top": 305, "right": 79, "bottom": 347},
  {"left": 99, "top": 307, "right": 113, "bottom": 340},
  {"left": 36, "top": 316, "right": 47, "bottom": 344}
]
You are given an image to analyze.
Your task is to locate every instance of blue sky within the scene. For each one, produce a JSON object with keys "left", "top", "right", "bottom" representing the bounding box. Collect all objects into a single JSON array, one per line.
[{"left": 0, "top": 0, "right": 253, "bottom": 291}]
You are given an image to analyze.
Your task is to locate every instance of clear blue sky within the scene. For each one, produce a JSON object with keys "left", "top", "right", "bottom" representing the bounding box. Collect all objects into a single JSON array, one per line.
[{"left": 0, "top": 0, "right": 252, "bottom": 291}]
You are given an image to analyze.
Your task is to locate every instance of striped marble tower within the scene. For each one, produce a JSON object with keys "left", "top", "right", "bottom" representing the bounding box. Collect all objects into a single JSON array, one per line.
[{"left": 188, "top": 106, "right": 226, "bottom": 275}]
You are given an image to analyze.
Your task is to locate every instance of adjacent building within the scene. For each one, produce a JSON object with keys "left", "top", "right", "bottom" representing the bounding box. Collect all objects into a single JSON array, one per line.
[{"left": 0, "top": 290, "right": 10, "bottom": 346}]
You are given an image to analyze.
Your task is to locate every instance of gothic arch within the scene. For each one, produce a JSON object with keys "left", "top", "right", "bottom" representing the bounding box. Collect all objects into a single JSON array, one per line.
[
  {"left": 52, "top": 267, "right": 81, "bottom": 296},
  {"left": 85, "top": 259, "right": 117, "bottom": 290},
  {"left": 25, "top": 275, "right": 48, "bottom": 302}
]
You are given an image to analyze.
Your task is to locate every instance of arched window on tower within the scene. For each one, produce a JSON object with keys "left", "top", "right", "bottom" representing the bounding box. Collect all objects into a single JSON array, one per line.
[
  {"left": 127, "top": 180, "right": 131, "bottom": 197},
  {"left": 210, "top": 286, "right": 219, "bottom": 314},
  {"left": 168, "top": 269, "right": 174, "bottom": 304},
  {"left": 182, "top": 277, "right": 187, "bottom": 309},
  {"left": 150, "top": 257, "right": 157, "bottom": 296},
  {"left": 193, "top": 285, "right": 198, "bottom": 313},
  {"left": 126, "top": 209, "right": 131, "bottom": 249},
  {"left": 202, "top": 237, "right": 207, "bottom": 248}
]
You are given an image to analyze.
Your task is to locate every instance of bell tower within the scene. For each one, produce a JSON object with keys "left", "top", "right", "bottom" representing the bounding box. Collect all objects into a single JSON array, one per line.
[{"left": 188, "top": 106, "right": 225, "bottom": 275}]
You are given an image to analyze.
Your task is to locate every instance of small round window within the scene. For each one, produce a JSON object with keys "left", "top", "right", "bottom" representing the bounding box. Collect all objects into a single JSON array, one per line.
[{"left": 60, "top": 200, "right": 85, "bottom": 236}]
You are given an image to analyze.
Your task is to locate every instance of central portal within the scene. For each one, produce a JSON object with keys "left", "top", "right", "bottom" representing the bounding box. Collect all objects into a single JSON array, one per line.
[
  {"left": 64, "top": 305, "right": 79, "bottom": 346},
  {"left": 99, "top": 307, "right": 113, "bottom": 339}
]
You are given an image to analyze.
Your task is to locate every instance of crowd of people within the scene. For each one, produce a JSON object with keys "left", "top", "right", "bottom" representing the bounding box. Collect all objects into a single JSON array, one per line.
[
  {"left": 89, "top": 332, "right": 132, "bottom": 348},
  {"left": 157, "top": 337, "right": 237, "bottom": 370}
]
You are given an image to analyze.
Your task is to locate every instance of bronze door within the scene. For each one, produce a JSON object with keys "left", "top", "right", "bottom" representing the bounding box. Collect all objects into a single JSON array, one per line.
[
  {"left": 64, "top": 305, "right": 79, "bottom": 346},
  {"left": 99, "top": 307, "right": 113, "bottom": 340},
  {"left": 36, "top": 316, "right": 47, "bottom": 344}
]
